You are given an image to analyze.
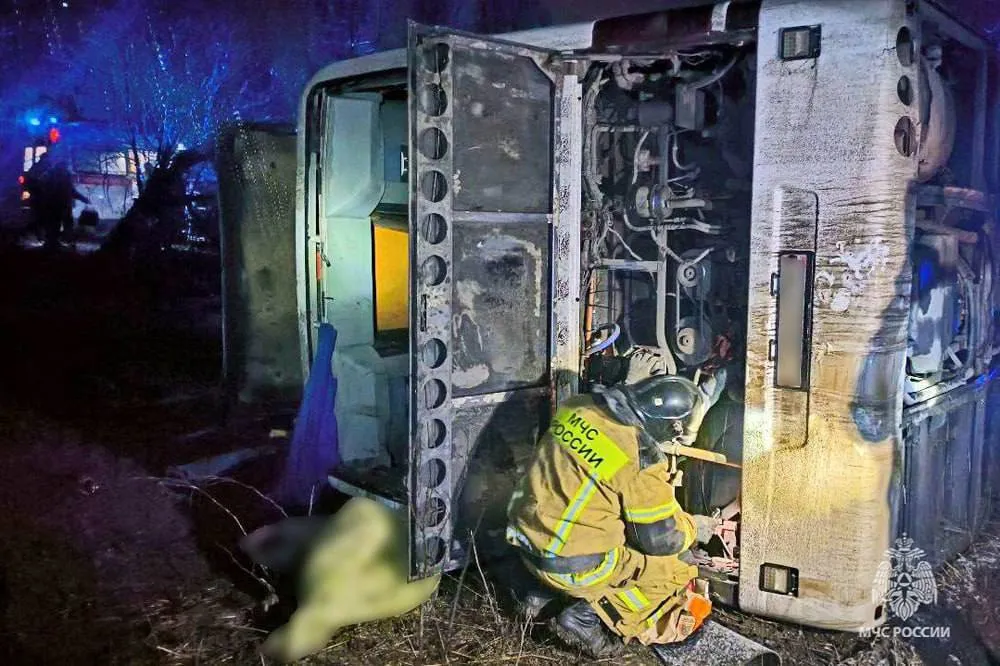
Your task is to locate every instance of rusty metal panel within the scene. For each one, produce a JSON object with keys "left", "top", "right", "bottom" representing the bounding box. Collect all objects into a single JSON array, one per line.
[
  {"left": 410, "top": 390, "right": 548, "bottom": 567},
  {"left": 218, "top": 123, "right": 302, "bottom": 406},
  {"left": 451, "top": 221, "right": 549, "bottom": 396},
  {"left": 446, "top": 391, "right": 549, "bottom": 562},
  {"left": 450, "top": 47, "right": 553, "bottom": 213},
  {"left": 407, "top": 23, "right": 556, "bottom": 578}
]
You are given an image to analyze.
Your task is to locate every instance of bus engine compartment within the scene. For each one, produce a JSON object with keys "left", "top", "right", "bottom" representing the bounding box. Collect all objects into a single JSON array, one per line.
[{"left": 575, "top": 46, "right": 757, "bottom": 594}]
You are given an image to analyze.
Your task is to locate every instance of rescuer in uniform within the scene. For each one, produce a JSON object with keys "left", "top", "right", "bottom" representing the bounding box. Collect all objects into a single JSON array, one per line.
[
  {"left": 506, "top": 352, "right": 725, "bottom": 658},
  {"left": 24, "top": 152, "right": 89, "bottom": 248}
]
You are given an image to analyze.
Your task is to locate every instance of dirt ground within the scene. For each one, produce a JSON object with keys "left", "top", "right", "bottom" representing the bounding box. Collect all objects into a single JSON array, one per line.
[{"left": 0, "top": 244, "right": 999, "bottom": 666}]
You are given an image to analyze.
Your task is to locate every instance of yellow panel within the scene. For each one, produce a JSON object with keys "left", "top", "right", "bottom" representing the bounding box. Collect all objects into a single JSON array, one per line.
[{"left": 374, "top": 224, "right": 409, "bottom": 331}]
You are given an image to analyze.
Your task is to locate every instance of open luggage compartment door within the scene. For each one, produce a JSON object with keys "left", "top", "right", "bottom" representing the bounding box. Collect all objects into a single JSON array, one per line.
[{"left": 407, "top": 23, "right": 560, "bottom": 578}]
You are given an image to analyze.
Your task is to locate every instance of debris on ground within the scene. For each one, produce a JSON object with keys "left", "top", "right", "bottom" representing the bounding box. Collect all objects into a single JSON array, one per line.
[
  {"left": 166, "top": 445, "right": 278, "bottom": 482},
  {"left": 711, "top": 605, "right": 924, "bottom": 666}
]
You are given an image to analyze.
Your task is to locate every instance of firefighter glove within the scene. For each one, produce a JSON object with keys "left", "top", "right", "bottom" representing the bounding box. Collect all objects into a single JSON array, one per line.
[
  {"left": 692, "top": 514, "right": 722, "bottom": 545},
  {"left": 624, "top": 347, "right": 667, "bottom": 385}
]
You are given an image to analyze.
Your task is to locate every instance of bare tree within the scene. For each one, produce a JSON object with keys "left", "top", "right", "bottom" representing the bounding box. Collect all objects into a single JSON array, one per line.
[{"left": 55, "top": 0, "right": 286, "bottom": 185}]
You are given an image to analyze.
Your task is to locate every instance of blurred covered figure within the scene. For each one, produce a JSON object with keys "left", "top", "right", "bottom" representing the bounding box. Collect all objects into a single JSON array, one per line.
[
  {"left": 240, "top": 497, "right": 440, "bottom": 663},
  {"left": 52, "top": 160, "right": 90, "bottom": 242},
  {"left": 23, "top": 152, "right": 89, "bottom": 249}
]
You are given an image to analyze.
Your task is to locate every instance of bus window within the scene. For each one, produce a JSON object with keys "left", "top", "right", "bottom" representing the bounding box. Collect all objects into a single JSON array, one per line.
[{"left": 372, "top": 211, "right": 409, "bottom": 354}]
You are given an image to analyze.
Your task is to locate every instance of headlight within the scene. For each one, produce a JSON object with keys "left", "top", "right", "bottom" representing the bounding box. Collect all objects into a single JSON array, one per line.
[{"left": 759, "top": 563, "right": 799, "bottom": 597}]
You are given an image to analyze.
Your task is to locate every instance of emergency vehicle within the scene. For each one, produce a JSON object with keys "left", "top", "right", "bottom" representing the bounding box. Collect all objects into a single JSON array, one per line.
[{"left": 19, "top": 119, "right": 155, "bottom": 225}]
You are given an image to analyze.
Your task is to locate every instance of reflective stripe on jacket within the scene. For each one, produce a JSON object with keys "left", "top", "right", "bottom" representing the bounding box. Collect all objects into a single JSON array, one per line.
[{"left": 507, "top": 394, "right": 697, "bottom": 563}]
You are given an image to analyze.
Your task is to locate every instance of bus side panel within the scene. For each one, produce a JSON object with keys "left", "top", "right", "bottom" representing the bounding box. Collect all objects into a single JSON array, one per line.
[
  {"left": 740, "top": 0, "right": 915, "bottom": 631},
  {"left": 217, "top": 125, "right": 303, "bottom": 405}
]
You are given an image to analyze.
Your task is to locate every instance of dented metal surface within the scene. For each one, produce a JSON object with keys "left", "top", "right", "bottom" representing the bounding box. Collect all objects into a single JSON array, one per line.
[
  {"left": 451, "top": 223, "right": 549, "bottom": 395},
  {"left": 451, "top": 46, "right": 554, "bottom": 213},
  {"left": 447, "top": 392, "right": 549, "bottom": 564},
  {"left": 742, "top": 0, "right": 995, "bottom": 633}
]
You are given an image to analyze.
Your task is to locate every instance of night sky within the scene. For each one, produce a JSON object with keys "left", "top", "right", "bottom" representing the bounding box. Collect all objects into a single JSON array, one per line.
[{"left": 1, "top": 0, "right": 998, "bottom": 191}]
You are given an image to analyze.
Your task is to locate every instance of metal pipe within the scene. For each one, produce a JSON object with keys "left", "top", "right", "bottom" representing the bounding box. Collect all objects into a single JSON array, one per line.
[
  {"left": 914, "top": 219, "right": 979, "bottom": 244},
  {"left": 687, "top": 52, "right": 741, "bottom": 91},
  {"left": 594, "top": 124, "right": 655, "bottom": 132},
  {"left": 656, "top": 228, "right": 678, "bottom": 375},
  {"left": 596, "top": 259, "right": 661, "bottom": 271},
  {"left": 585, "top": 323, "right": 621, "bottom": 356},
  {"left": 672, "top": 138, "right": 699, "bottom": 171},
  {"left": 583, "top": 271, "right": 596, "bottom": 362},
  {"left": 632, "top": 130, "right": 652, "bottom": 185},
  {"left": 582, "top": 74, "right": 605, "bottom": 212}
]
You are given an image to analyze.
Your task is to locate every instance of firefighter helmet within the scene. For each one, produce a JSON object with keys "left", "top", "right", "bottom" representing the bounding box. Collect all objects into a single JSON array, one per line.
[{"left": 624, "top": 369, "right": 727, "bottom": 446}]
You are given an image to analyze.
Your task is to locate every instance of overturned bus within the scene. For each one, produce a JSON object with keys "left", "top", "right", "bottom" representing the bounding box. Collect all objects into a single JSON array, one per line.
[{"left": 294, "top": 0, "right": 1000, "bottom": 632}]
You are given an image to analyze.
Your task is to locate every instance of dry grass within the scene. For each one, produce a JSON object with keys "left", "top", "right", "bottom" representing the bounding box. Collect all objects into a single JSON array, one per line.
[
  {"left": 131, "top": 564, "right": 662, "bottom": 666},
  {"left": 131, "top": 571, "right": 931, "bottom": 666},
  {"left": 126, "top": 476, "right": 659, "bottom": 665},
  {"left": 937, "top": 522, "right": 1000, "bottom": 606},
  {"left": 127, "top": 583, "right": 266, "bottom": 665},
  {"left": 55, "top": 468, "right": 1000, "bottom": 666},
  {"left": 936, "top": 522, "right": 1000, "bottom": 661},
  {"left": 127, "top": 478, "right": 983, "bottom": 666}
]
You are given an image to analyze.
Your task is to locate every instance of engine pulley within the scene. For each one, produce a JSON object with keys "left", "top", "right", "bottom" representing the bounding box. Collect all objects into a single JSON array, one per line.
[{"left": 632, "top": 184, "right": 708, "bottom": 221}]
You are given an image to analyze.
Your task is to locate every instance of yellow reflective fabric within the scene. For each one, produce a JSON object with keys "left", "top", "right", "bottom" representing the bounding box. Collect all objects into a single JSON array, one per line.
[
  {"left": 507, "top": 396, "right": 641, "bottom": 560},
  {"left": 677, "top": 513, "right": 697, "bottom": 552},
  {"left": 521, "top": 542, "right": 701, "bottom": 642},
  {"left": 549, "top": 548, "right": 620, "bottom": 588},
  {"left": 616, "top": 587, "right": 651, "bottom": 612},
  {"left": 550, "top": 407, "right": 629, "bottom": 480},
  {"left": 510, "top": 394, "right": 706, "bottom": 646},
  {"left": 623, "top": 499, "right": 680, "bottom": 524},
  {"left": 544, "top": 476, "right": 599, "bottom": 555}
]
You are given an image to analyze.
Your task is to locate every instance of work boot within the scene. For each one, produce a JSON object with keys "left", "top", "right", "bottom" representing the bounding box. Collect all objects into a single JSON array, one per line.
[
  {"left": 551, "top": 600, "right": 625, "bottom": 659},
  {"left": 518, "top": 586, "right": 558, "bottom": 620},
  {"left": 508, "top": 568, "right": 560, "bottom": 619}
]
